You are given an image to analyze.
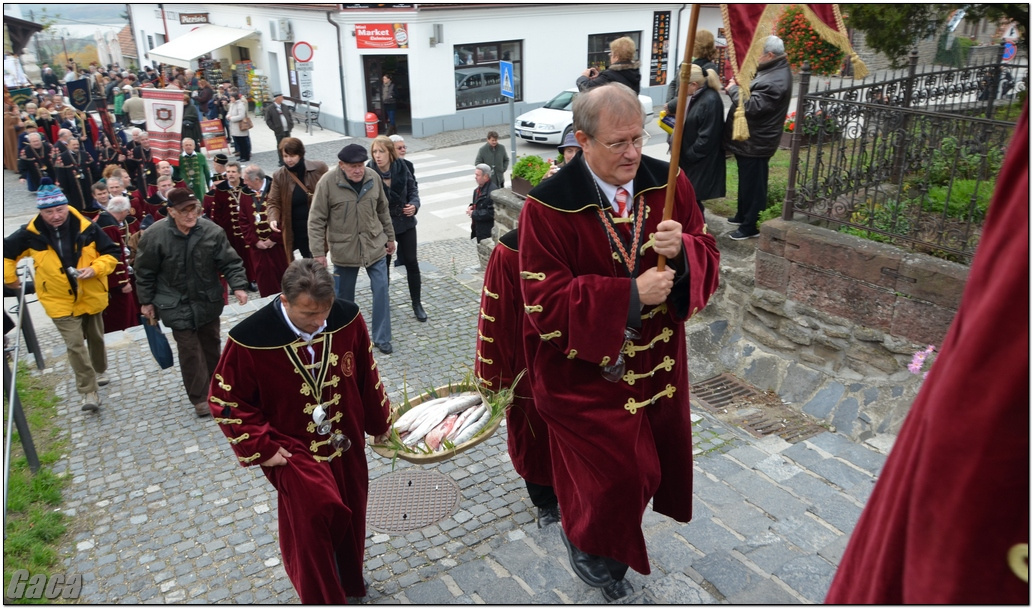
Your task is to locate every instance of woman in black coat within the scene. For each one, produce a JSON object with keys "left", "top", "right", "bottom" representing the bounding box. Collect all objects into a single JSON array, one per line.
[
  {"left": 368, "top": 135, "right": 426, "bottom": 321},
  {"left": 677, "top": 64, "right": 726, "bottom": 204}
]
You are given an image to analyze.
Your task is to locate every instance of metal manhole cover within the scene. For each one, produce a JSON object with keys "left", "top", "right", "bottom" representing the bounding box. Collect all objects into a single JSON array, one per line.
[
  {"left": 692, "top": 373, "right": 824, "bottom": 444},
  {"left": 367, "top": 470, "right": 460, "bottom": 533}
]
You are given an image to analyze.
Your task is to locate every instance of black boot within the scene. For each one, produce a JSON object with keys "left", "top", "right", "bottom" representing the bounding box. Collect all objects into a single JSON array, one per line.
[
  {"left": 409, "top": 269, "right": 426, "bottom": 321},
  {"left": 413, "top": 303, "right": 427, "bottom": 322}
]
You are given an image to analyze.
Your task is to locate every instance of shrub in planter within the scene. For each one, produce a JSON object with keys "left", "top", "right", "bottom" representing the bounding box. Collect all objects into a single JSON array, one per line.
[
  {"left": 775, "top": 5, "right": 845, "bottom": 76},
  {"left": 510, "top": 154, "right": 551, "bottom": 196}
]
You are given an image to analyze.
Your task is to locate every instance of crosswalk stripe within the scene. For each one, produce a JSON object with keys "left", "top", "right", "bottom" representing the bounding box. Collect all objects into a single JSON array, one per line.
[
  {"left": 415, "top": 164, "right": 475, "bottom": 179},
  {"left": 432, "top": 203, "right": 475, "bottom": 219}
]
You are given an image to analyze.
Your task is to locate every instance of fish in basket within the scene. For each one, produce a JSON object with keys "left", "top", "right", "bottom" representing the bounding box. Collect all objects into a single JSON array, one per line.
[{"left": 369, "top": 382, "right": 509, "bottom": 465}]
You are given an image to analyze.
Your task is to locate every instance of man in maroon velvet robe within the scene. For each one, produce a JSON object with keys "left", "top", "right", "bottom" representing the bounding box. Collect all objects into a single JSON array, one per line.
[
  {"left": 209, "top": 259, "right": 391, "bottom": 603},
  {"left": 94, "top": 195, "right": 141, "bottom": 333},
  {"left": 825, "top": 108, "right": 1029, "bottom": 604},
  {"left": 208, "top": 161, "right": 257, "bottom": 289},
  {"left": 518, "top": 83, "right": 720, "bottom": 601},
  {"left": 242, "top": 164, "right": 288, "bottom": 297},
  {"left": 475, "top": 227, "right": 558, "bottom": 528}
]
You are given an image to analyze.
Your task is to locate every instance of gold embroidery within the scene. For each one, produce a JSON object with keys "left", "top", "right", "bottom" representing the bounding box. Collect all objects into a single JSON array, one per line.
[
  {"left": 612, "top": 252, "right": 622, "bottom": 262},
  {"left": 639, "top": 233, "right": 656, "bottom": 255},
  {"left": 477, "top": 350, "right": 494, "bottom": 365},
  {"left": 300, "top": 383, "right": 313, "bottom": 396},
  {"left": 691, "top": 307, "right": 699, "bottom": 317},
  {"left": 326, "top": 375, "right": 340, "bottom": 388},
  {"left": 478, "top": 332, "right": 495, "bottom": 344},
  {"left": 624, "top": 327, "right": 675, "bottom": 356},
  {"left": 624, "top": 384, "right": 677, "bottom": 414},
  {"left": 566, "top": 349, "right": 578, "bottom": 359},
  {"left": 214, "top": 374, "right": 231, "bottom": 392},
  {"left": 238, "top": 452, "right": 261, "bottom": 464},
  {"left": 307, "top": 411, "right": 342, "bottom": 433},
  {"left": 524, "top": 304, "right": 543, "bottom": 314},
  {"left": 520, "top": 271, "right": 545, "bottom": 281},
  {"left": 303, "top": 393, "right": 341, "bottom": 415},
  {"left": 215, "top": 417, "right": 243, "bottom": 425},
  {"left": 480, "top": 308, "right": 496, "bottom": 322},
  {"left": 312, "top": 449, "right": 343, "bottom": 463},
  {"left": 483, "top": 286, "right": 499, "bottom": 299},
  {"left": 540, "top": 330, "right": 562, "bottom": 341},
  {"left": 228, "top": 433, "right": 250, "bottom": 445},
  {"left": 702, "top": 223, "right": 708, "bottom": 235},
  {"left": 310, "top": 437, "right": 331, "bottom": 452},
  {"left": 375, "top": 378, "right": 382, "bottom": 389},
  {"left": 209, "top": 396, "right": 238, "bottom": 409},
  {"left": 329, "top": 352, "right": 340, "bottom": 367},
  {"left": 600, "top": 356, "right": 611, "bottom": 366},
  {"left": 621, "top": 356, "right": 676, "bottom": 385},
  {"left": 380, "top": 394, "right": 389, "bottom": 406},
  {"left": 642, "top": 303, "right": 668, "bottom": 320},
  {"left": 480, "top": 378, "right": 494, "bottom": 388},
  {"left": 1008, "top": 544, "right": 1029, "bottom": 583}
]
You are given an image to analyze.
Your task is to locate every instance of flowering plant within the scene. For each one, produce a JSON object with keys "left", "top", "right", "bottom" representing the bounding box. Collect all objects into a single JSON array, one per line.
[
  {"left": 784, "top": 111, "right": 796, "bottom": 132},
  {"left": 907, "top": 345, "right": 937, "bottom": 379},
  {"left": 511, "top": 155, "right": 551, "bottom": 187},
  {"left": 775, "top": 5, "right": 845, "bottom": 77},
  {"left": 784, "top": 109, "right": 840, "bottom": 137}
]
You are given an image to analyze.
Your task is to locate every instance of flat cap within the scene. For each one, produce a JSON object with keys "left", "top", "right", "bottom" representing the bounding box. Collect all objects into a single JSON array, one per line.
[{"left": 337, "top": 143, "right": 368, "bottom": 164}]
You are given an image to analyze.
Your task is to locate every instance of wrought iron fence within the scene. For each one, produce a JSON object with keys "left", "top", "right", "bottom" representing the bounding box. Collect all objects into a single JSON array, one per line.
[{"left": 783, "top": 45, "right": 1026, "bottom": 264}]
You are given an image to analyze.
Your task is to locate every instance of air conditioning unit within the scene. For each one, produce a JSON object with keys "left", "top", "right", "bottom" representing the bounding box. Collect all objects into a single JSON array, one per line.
[{"left": 270, "top": 19, "right": 292, "bottom": 42}]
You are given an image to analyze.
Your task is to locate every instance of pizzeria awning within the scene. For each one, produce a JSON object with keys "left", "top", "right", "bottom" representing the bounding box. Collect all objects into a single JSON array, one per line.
[{"left": 146, "top": 24, "right": 258, "bottom": 67}]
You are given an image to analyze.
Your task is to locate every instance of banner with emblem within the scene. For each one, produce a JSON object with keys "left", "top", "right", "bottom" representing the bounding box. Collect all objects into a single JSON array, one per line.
[
  {"left": 141, "top": 88, "right": 185, "bottom": 164},
  {"left": 65, "top": 78, "right": 92, "bottom": 112}
]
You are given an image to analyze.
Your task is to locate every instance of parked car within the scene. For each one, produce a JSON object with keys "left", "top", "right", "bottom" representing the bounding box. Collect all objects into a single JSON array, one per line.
[
  {"left": 514, "top": 87, "right": 655, "bottom": 146},
  {"left": 455, "top": 67, "right": 520, "bottom": 108}
]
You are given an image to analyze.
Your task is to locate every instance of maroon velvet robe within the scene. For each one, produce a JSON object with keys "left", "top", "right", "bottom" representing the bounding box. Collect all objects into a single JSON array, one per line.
[
  {"left": 475, "top": 228, "right": 553, "bottom": 487},
  {"left": 825, "top": 108, "right": 1029, "bottom": 604},
  {"left": 96, "top": 212, "right": 141, "bottom": 333},
  {"left": 248, "top": 182, "right": 289, "bottom": 297},
  {"left": 518, "top": 154, "right": 720, "bottom": 575},
  {"left": 208, "top": 181, "right": 257, "bottom": 282},
  {"left": 209, "top": 298, "right": 391, "bottom": 603}
]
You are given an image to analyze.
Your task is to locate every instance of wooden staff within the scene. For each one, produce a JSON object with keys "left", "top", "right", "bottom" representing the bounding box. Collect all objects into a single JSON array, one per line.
[{"left": 657, "top": 4, "right": 700, "bottom": 272}]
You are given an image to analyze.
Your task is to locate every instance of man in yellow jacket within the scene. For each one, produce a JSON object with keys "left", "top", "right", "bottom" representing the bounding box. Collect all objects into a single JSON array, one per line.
[{"left": 4, "top": 179, "right": 120, "bottom": 412}]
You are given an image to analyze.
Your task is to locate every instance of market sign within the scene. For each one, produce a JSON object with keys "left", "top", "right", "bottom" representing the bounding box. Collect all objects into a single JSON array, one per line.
[
  {"left": 355, "top": 23, "right": 408, "bottom": 49},
  {"left": 179, "top": 13, "right": 209, "bottom": 25}
]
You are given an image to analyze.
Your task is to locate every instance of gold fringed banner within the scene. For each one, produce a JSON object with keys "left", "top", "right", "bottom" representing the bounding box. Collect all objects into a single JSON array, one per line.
[{"left": 721, "top": 4, "right": 869, "bottom": 140}]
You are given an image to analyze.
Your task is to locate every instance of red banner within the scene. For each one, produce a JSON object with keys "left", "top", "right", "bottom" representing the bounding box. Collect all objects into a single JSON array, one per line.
[
  {"left": 141, "top": 88, "right": 184, "bottom": 164},
  {"left": 199, "top": 118, "right": 227, "bottom": 152},
  {"left": 355, "top": 23, "right": 408, "bottom": 49}
]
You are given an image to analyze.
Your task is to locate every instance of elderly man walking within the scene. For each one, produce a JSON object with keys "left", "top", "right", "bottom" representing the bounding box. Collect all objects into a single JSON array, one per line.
[
  {"left": 4, "top": 180, "right": 120, "bottom": 412},
  {"left": 134, "top": 188, "right": 249, "bottom": 418},
  {"left": 309, "top": 144, "right": 396, "bottom": 354},
  {"left": 724, "top": 35, "right": 793, "bottom": 240}
]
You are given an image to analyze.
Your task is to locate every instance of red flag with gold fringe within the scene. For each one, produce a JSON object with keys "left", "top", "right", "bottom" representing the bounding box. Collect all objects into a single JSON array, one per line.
[{"left": 721, "top": 4, "right": 867, "bottom": 140}]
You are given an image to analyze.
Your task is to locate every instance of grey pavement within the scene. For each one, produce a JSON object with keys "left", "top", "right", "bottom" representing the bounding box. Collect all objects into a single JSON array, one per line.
[{"left": 3, "top": 136, "right": 892, "bottom": 604}]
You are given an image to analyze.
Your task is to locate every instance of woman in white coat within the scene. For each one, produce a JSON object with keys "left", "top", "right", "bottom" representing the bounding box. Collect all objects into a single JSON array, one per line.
[{"left": 227, "top": 88, "right": 252, "bottom": 162}]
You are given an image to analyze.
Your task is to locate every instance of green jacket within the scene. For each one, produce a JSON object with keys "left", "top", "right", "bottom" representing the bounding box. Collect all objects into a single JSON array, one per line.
[
  {"left": 308, "top": 166, "right": 395, "bottom": 268},
  {"left": 134, "top": 217, "right": 248, "bottom": 331}
]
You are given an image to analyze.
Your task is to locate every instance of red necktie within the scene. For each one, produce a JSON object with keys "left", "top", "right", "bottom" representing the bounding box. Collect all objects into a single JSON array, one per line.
[{"left": 615, "top": 187, "right": 628, "bottom": 218}]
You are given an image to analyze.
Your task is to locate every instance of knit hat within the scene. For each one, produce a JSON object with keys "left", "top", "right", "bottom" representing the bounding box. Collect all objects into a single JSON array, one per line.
[{"left": 36, "top": 178, "right": 68, "bottom": 209}]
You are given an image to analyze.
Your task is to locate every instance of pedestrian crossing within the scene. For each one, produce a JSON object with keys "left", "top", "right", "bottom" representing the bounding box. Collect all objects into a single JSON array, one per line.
[{"left": 405, "top": 152, "right": 478, "bottom": 242}]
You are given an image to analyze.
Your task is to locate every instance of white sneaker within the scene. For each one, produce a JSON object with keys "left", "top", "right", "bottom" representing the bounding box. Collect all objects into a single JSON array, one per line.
[
  {"left": 81, "top": 392, "right": 100, "bottom": 412},
  {"left": 97, "top": 374, "right": 110, "bottom": 387}
]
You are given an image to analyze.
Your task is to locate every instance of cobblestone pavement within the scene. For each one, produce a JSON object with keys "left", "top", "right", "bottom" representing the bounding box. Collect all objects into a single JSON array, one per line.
[{"left": 4, "top": 154, "right": 892, "bottom": 604}]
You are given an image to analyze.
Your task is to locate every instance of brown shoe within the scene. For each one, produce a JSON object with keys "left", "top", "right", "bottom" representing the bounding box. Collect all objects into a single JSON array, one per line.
[{"left": 193, "top": 402, "right": 211, "bottom": 418}]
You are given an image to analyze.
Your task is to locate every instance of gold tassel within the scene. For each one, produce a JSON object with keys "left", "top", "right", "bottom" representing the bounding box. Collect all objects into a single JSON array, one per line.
[
  {"left": 850, "top": 52, "right": 869, "bottom": 79},
  {"left": 733, "top": 99, "right": 749, "bottom": 140}
]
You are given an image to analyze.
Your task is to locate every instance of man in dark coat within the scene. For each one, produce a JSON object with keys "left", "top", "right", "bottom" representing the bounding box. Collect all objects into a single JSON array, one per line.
[
  {"left": 18, "top": 132, "right": 54, "bottom": 192},
  {"left": 263, "top": 92, "right": 294, "bottom": 167},
  {"left": 723, "top": 35, "right": 792, "bottom": 240},
  {"left": 468, "top": 163, "right": 496, "bottom": 242},
  {"left": 135, "top": 188, "right": 249, "bottom": 417}
]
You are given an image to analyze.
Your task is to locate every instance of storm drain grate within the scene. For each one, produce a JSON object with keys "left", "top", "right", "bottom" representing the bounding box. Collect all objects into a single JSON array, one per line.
[
  {"left": 367, "top": 470, "right": 460, "bottom": 534},
  {"left": 691, "top": 373, "right": 825, "bottom": 444}
]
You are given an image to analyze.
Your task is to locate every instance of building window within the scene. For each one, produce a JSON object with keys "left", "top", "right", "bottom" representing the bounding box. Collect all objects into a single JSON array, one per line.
[
  {"left": 453, "top": 40, "right": 522, "bottom": 110},
  {"left": 587, "top": 31, "right": 641, "bottom": 71},
  {"left": 147, "top": 35, "right": 154, "bottom": 50}
]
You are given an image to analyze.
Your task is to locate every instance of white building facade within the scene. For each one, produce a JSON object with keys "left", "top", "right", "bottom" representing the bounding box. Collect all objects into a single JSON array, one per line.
[{"left": 128, "top": 3, "right": 722, "bottom": 137}]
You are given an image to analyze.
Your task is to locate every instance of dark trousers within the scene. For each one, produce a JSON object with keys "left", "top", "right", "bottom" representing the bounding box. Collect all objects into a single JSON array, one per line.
[
  {"left": 526, "top": 481, "right": 558, "bottom": 509},
  {"left": 735, "top": 154, "right": 770, "bottom": 234},
  {"left": 232, "top": 135, "right": 251, "bottom": 161},
  {"left": 171, "top": 318, "right": 221, "bottom": 406},
  {"left": 387, "top": 228, "right": 421, "bottom": 306},
  {"left": 274, "top": 131, "right": 290, "bottom": 166}
]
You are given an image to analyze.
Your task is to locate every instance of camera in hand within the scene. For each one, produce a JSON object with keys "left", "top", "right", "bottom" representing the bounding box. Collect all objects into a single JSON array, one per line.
[{"left": 65, "top": 266, "right": 80, "bottom": 291}]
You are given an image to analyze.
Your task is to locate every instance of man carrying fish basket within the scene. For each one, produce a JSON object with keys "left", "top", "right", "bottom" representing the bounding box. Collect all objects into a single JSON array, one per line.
[
  {"left": 208, "top": 259, "right": 391, "bottom": 603},
  {"left": 518, "top": 82, "right": 721, "bottom": 601}
]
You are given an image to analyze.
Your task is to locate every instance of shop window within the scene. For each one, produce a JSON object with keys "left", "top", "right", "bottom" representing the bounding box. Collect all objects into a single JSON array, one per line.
[
  {"left": 453, "top": 40, "right": 522, "bottom": 110},
  {"left": 586, "top": 31, "right": 641, "bottom": 71}
]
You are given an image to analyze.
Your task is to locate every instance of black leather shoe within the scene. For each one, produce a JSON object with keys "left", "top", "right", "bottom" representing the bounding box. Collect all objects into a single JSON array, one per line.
[
  {"left": 560, "top": 529, "right": 613, "bottom": 588},
  {"left": 413, "top": 303, "right": 427, "bottom": 322},
  {"left": 601, "top": 577, "right": 633, "bottom": 602},
  {"left": 376, "top": 342, "right": 393, "bottom": 355},
  {"left": 537, "top": 504, "right": 560, "bottom": 528}
]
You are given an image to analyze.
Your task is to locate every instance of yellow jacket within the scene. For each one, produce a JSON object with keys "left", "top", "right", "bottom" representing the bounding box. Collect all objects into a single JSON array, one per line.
[{"left": 4, "top": 207, "right": 120, "bottom": 318}]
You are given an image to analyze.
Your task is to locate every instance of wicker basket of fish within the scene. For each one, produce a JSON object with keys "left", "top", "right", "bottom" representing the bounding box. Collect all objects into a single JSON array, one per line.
[{"left": 369, "top": 381, "right": 508, "bottom": 465}]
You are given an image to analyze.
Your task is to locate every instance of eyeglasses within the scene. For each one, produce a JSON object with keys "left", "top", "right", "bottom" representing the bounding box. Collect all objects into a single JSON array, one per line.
[{"left": 590, "top": 132, "right": 651, "bottom": 155}]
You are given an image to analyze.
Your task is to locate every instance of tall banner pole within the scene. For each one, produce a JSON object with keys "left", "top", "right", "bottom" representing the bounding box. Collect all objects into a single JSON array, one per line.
[{"left": 657, "top": 3, "right": 700, "bottom": 272}]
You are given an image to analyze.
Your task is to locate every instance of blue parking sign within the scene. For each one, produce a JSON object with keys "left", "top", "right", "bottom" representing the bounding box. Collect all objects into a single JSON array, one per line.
[{"left": 500, "top": 61, "right": 515, "bottom": 99}]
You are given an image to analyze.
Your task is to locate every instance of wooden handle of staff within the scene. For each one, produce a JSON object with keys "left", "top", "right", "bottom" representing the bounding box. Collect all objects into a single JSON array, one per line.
[{"left": 657, "top": 4, "right": 700, "bottom": 272}]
